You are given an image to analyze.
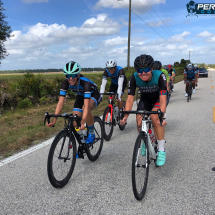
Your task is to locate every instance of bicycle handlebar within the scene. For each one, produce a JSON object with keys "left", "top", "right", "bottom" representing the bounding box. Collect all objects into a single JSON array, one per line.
[
  {"left": 44, "top": 112, "right": 82, "bottom": 127},
  {"left": 121, "top": 109, "right": 164, "bottom": 126},
  {"left": 100, "top": 92, "right": 119, "bottom": 99}
]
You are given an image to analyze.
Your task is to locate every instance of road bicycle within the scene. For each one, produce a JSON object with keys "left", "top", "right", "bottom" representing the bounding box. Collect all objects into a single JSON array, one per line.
[
  {"left": 122, "top": 109, "right": 164, "bottom": 200},
  {"left": 187, "top": 80, "right": 193, "bottom": 102},
  {"left": 168, "top": 80, "right": 173, "bottom": 96},
  {"left": 44, "top": 112, "right": 104, "bottom": 188},
  {"left": 136, "top": 88, "right": 141, "bottom": 106},
  {"left": 101, "top": 92, "right": 126, "bottom": 141}
]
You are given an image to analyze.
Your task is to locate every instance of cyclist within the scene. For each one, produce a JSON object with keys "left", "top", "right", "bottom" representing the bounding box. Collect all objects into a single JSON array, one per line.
[
  {"left": 120, "top": 54, "right": 167, "bottom": 166},
  {"left": 100, "top": 59, "right": 127, "bottom": 117},
  {"left": 153, "top": 61, "right": 169, "bottom": 119},
  {"left": 46, "top": 61, "right": 101, "bottom": 144},
  {"left": 167, "top": 64, "right": 175, "bottom": 92},
  {"left": 194, "top": 64, "right": 199, "bottom": 87},
  {"left": 184, "top": 63, "right": 197, "bottom": 97}
]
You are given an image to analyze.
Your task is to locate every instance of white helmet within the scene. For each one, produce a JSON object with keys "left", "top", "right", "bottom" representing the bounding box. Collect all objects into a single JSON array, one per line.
[
  {"left": 194, "top": 64, "right": 198, "bottom": 68},
  {"left": 106, "top": 60, "right": 117, "bottom": 68}
]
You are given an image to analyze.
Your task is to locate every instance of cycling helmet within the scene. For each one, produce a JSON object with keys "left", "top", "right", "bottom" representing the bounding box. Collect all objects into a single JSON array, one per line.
[
  {"left": 194, "top": 64, "right": 198, "bottom": 68},
  {"left": 63, "top": 61, "right": 81, "bottom": 75},
  {"left": 167, "top": 64, "right": 172, "bottom": 69},
  {"left": 153, "top": 61, "right": 162, "bottom": 70},
  {"left": 163, "top": 65, "right": 169, "bottom": 70},
  {"left": 134, "top": 54, "right": 154, "bottom": 70},
  {"left": 187, "top": 64, "right": 192, "bottom": 70},
  {"left": 106, "top": 60, "right": 117, "bottom": 68}
]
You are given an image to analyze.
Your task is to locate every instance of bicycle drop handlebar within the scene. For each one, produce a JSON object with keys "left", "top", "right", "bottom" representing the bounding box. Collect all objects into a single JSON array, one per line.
[
  {"left": 100, "top": 92, "right": 119, "bottom": 99},
  {"left": 121, "top": 109, "right": 164, "bottom": 126},
  {"left": 44, "top": 112, "right": 82, "bottom": 127}
]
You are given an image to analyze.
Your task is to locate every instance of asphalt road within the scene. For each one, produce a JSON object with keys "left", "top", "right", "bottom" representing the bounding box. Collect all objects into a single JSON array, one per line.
[{"left": 0, "top": 70, "right": 215, "bottom": 215}]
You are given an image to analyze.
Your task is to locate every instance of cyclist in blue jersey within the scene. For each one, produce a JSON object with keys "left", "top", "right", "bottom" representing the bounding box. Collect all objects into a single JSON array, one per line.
[
  {"left": 46, "top": 61, "right": 101, "bottom": 144},
  {"left": 100, "top": 59, "right": 127, "bottom": 115},
  {"left": 120, "top": 54, "right": 167, "bottom": 166},
  {"left": 184, "top": 64, "right": 197, "bottom": 97},
  {"left": 194, "top": 64, "right": 199, "bottom": 87}
]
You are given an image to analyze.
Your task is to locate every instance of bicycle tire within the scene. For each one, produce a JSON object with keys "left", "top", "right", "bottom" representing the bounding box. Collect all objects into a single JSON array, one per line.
[
  {"left": 187, "top": 83, "right": 192, "bottom": 102},
  {"left": 103, "top": 106, "right": 114, "bottom": 141},
  {"left": 86, "top": 116, "right": 104, "bottom": 161},
  {"left": 136, "top": 88, "right": 141, "bottom": 106},
  {"left": 118, "top": 101, "right": 126, "bottom": 131},
  {"left": 132, "top": 133, "right": 149, "bottom": 200},
  {"left": 47, "top": 130, "right": 76, "bottom": 188}
]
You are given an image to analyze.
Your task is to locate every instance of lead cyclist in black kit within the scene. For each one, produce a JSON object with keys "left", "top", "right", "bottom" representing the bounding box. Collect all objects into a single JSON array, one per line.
[{"left": 120, "top": 54, "right": 167, "bottom": 166}]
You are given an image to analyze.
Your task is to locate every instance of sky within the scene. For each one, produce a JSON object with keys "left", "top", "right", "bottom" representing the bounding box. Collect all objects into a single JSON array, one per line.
[{"left": 1, "top": 0, "right": 215, "bottom": 70}]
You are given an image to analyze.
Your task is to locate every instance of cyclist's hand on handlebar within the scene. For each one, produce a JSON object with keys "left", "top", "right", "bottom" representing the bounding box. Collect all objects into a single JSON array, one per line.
[
  {"left": 157, "top": 119, "right": 167, "bottom": 127},
  {"left": 79, "top": 121, "right": 86, "bottom": 130},
  {"left": 46, "top": 121, "right": 55, "bottom": 128},
  {"left": 120, "top": 117, "right": 127, "bottom": 126}
]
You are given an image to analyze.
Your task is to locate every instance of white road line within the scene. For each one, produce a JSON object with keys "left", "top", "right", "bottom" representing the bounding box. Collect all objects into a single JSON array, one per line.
[
  {"left": 0, "top": 137, "right": 54, "bottom": 167},
  {"left": 0, "top": 81, "right": 182, "bottom": 167}
]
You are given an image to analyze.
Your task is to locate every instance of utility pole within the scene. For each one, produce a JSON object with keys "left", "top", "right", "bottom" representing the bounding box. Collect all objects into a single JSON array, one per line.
[
  {"left": 187, "top": 49, "right": 195, "bottom": 62},
  {"left": 127, "top": 0, "right": 131, "bottom": 69},
  {"left": 118, "top": 0, "right": 131, "bottom": 69}
]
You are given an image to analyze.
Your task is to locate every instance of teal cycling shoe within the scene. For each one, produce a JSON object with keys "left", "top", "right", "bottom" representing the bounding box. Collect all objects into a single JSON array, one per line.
[
  {"left": 85, "top": 133, "right": 95, "bottom": 144},
  {"left": 141, "top": 142, "right": 146, "bottom": 156},
  {"left": 156, "top": 151, "right": 166, "bottom": 166}
]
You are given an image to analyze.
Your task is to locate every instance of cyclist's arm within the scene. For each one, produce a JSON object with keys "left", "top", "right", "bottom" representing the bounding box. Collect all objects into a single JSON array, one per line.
[
  {"left": 100, "top": 70, "right": 108, "bottom": 97},
  {"left": 158, "top": 74, "right": 167, "bottom": 116},
  {"left": 124, "top": 95, "right": 134, "bottom": 118},
  {"left": 184, "top": 70, "right": 187, "bottom": 81},
  {"left": 117, "top": 75, "right": 124, "bottom": 101}
]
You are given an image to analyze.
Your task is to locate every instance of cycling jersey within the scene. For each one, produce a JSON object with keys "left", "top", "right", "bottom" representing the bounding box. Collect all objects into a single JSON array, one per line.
[
  {"left": 103, "top": 66, "right": 126, "bottom": 85},
  {"left": 184, "top": 69, "right": 197, "bottom": 79},
  {"left": 60, "top": 75, "right": 99, "bottom": 99},
  {"left": 161, "top": 69, "right": 169, "bottom": 82},
  {"left": 128, "top": 70, "right": 167, "bottom": 100}
]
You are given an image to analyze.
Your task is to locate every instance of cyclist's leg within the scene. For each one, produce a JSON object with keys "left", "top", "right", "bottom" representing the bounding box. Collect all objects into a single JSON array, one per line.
[
  {"left": 73, "top": 95, "right": 84, "bottom": 127},
  {"left": 150, "top": 101, "right": 166, "bottom": 166}
]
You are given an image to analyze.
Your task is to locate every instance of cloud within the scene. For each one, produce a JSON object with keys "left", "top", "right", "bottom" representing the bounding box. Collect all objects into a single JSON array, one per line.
[
  {"left": 22, "top": 0, "right": 48, "bottom": 3},
  {"left": 196, "top": 31, "right": 214, "bottom": 38},
  {"left": 104, "top": 37, "right": 128, "bottom": 46},
  {"left": 94, "top": 0, "right": 166, "bottom": 14}
]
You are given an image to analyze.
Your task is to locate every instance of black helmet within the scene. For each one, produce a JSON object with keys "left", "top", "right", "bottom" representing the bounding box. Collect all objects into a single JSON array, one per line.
[
  {"left": 134, "top": 54, "right": 154, "bottom": 70},
  {"left": 163, "top": 65, "right": 169, "bottom": 70},
  {"left": 153, "top": 61, "right": 162, "bottom": 70}
]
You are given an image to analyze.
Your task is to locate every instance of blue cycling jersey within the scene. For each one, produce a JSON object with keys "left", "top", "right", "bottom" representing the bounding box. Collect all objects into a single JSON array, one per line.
[
  {"left": 60, "top": 75, "right": 98, "bottom": 98},
  {"left": 184, "top": 69, "right": 197, "bottom": 79},
  {"left": 103, "top": 66, "right": 125, "bottom": 85}
]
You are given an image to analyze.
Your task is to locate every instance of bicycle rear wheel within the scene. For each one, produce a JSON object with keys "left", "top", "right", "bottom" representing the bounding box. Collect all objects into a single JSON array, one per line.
[
  {"left": 103, "top": 106, "right": 114, "bottom": 141},
  {"left": 132, "top": 133, "right": 149, "bottom": 200},
  {"left": 86, "top": 116, "right": 104, "bottom": 161},
  {"left": 47, "top": 130, "right": 76, "bottom": 188}
]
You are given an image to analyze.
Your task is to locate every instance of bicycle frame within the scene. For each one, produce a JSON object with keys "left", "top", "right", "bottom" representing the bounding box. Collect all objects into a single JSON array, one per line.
[{"left": 106, "top": 95, "right": 114, "bottom": 122}]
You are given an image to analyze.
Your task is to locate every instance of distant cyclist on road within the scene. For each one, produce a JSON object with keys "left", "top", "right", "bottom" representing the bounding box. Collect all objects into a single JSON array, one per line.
[
  {"left": 167, "top": 64, "right": 175, "bottom": 92},
  {"left": 100, "top": 59, "right": 127, "bottom": 116},
  {"left": 120, "top": 54, "right": 167, "bottom": 166},
  {"left": 46, "top": 61, "right": 101, "bottom": 144},
  {"left": 184, "top": 64, "right": 197, "bottom": 97}
]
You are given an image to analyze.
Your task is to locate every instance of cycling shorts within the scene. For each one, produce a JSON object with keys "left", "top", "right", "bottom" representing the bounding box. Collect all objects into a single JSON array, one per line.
[
  {"left": 137, "top": 97, "right": 160, "bottom": 111},
  {"left": 109, "top": 80, "right": 127, "bottom": 94},
  {"left": 74, "top": 93, "right": 101, "bottom": 112},
  {"left": 186, "top": 77, "right": 195, "bottom": 82}
]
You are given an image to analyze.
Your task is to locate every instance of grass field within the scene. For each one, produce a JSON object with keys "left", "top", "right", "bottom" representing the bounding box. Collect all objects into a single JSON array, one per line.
[{"left": 0, "top": 73, "right": 184, "bottom": 159}]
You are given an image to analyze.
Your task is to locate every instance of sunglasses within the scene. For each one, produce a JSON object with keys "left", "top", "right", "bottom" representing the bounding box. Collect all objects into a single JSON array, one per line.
[
  {"left": 108, "top": 67, "right": 116, "bottom": 71},
  {"left": 137, "top": 68, "right": 151, "bottom": 73},
  {"left": 66, "top": 74, "right": 78, "bottom": 79}
]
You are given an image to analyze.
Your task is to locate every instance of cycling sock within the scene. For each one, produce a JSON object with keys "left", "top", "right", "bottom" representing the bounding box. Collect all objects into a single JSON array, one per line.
[
  {"left": 157, "top": 139, "right": 165, "bottom": 152},
  {"left": 87, "top": 124, "right": 94, "bottom": 134}
]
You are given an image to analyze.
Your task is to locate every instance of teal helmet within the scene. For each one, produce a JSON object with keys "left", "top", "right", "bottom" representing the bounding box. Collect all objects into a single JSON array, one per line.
[{"left": 63, "top": 61, "right": 81, "bottom": 75}]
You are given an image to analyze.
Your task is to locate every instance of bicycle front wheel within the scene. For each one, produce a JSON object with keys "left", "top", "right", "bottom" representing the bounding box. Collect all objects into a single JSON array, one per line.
[
  {"left": 132, "top": 133, "right": 149, "bottom": 200},
  {"left": 47, "top": 130, "right": 76, "bottom": 188},
  {"left": 103, "top": 106, "right": 114, "bottom": 141},
  {"left": 86, "top": 116, "right": 104, "bottom": 161}
]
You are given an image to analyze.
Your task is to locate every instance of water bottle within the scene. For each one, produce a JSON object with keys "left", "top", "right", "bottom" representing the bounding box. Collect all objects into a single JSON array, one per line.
[
  {"left": 148, "top": 128, "right": 156, "bottom": 146},
  {"left": 76, "top": 129, "right": 85, "bottom": 143},
  {"left": 82, "top": 129, "right": 87, "bottom": 141}
]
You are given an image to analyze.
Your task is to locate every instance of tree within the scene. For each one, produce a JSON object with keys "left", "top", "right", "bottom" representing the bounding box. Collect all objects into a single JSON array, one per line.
[{"left": 0, "top": 0, "right": 12, "bottom": 64}]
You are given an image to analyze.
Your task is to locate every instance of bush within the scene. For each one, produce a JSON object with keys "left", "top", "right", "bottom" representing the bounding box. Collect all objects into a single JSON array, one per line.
[{"left": 18, "top": 98, "right": 32, "bottom": 109}]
